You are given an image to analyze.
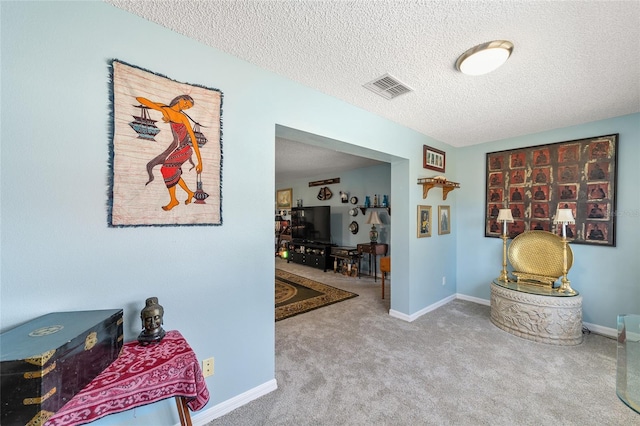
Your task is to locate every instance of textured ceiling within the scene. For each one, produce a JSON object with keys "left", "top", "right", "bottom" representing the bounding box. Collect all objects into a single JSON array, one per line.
[
  {"left": 105, "top": 0, "right": 640, "bottom": 179},
  {"left": 275, "top": 137, "right": 384, "bottom": 182}
]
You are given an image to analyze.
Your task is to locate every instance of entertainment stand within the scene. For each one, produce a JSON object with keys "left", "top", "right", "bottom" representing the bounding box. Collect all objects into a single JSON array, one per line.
[{"left": 287, "top": 240, "right": 333, "bottom": 272}]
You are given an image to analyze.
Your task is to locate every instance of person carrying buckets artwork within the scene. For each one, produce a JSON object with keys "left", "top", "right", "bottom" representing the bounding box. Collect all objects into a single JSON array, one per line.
[{"left": 137, "top": 95, "right": 203, "bottom": 211}]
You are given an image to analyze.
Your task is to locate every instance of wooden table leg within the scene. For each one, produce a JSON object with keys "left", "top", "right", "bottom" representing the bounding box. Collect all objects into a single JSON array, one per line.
[
  {"left": 381, "top": 271, "right": 385, "bottom": 299},
  {"left": 175, "top": 397, "right": 192, "bottom": 426},
  {"left": 373, "top": 254, "right": 377, "bottom": 282}
]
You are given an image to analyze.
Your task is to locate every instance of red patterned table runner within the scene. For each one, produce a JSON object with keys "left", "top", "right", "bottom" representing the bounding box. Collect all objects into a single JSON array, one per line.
[{"left": 46, "top": 330, "right": 209, "bottom": 426}]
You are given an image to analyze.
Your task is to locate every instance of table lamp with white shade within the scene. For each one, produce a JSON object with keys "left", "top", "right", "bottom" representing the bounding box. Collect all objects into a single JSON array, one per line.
[
  {"left": 366, "top": 211, "right": 382, "bottom": 243},
  {"left": 497, "top": 209, "right": 514, "bottom": 282},
  {"left": 553, "top": 208, "right": 576, "bottom": 294}
]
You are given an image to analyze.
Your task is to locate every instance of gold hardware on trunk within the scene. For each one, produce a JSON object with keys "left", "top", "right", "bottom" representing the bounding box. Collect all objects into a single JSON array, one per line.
[
  {"left": 24, "top": 362, "right": 56, "bottom": 379},
  {"left": 25, "top": 350, "right": 56, "bottom": 367},
  {"left": 23, "top": 387, "right": 56, "bottom": 405},
  {"left": 84, "top": 332, "right": 98, "bottom": 350},
  {"left": 26, "top": 410, "right": 54, "bottom": 426}
]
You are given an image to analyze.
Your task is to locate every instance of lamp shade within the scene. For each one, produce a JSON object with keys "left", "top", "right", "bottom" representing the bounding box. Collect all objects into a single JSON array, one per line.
[
  {"left": 497, "top": 209, "right": 514, "bottom": 223},
  {"left": 366, "top": 211, "right": 383, "bottom": 225},
  {"left": 554, "top": 209, "right": 575, "bottom": 224},
  {"left": 456, "top": 40, "right": 514, "bottom": 76}
]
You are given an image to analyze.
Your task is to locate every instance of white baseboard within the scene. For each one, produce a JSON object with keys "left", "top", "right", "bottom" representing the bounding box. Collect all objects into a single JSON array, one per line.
[
  {"left": 388, "top": 309, "right": 411, "bottom": 321},
  {"left": 582, "top": 322, "right": 617, "bottom": 339},
  {"left": 456, "top": 293, "right": 490, "bottom": 306},
  {"left": 189, "top": 379, "right": 278, "bottom": 426},
  {"left": 389, "top": 294, "right": 456, "bottom": 322}
]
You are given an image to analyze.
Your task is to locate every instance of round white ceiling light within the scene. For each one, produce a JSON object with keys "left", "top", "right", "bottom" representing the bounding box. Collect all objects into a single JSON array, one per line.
[{"left": 456, "top": 40, "right": 514, "bottom": 76}]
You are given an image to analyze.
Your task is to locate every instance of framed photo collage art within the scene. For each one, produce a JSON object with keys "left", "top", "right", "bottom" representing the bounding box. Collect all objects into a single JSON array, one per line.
[{"left": 485, "top": 134, "right": 618, "bottom": 246}]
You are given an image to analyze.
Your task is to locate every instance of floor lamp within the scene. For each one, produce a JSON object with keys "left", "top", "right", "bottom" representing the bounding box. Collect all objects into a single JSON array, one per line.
[
  {"left": 497, "top": 209, "right": 514, "bottom": 282},
  {"left": 554, "top": 208, "right": 576, "bottom": 295}
]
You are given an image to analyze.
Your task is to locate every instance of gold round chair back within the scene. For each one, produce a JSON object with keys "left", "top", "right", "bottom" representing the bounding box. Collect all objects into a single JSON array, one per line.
[{"left": 508, "top": 230, "right": 573, "bottom": 283}]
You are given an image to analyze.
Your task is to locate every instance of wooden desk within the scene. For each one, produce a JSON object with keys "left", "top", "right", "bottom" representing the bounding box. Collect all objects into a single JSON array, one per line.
[
  {"left": 357, "top": 243, "right": 388, "bottom": 282},
  {"left": 46, "top": 330, "right": 209, "bottom": 426}
]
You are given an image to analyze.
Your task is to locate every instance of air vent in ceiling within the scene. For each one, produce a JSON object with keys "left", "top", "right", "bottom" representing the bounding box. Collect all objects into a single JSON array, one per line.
[{"left": 364, "top": 73, "right": 413, "bottom": 100}]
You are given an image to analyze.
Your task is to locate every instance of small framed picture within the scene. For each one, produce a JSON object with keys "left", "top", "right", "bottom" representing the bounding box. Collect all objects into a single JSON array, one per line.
[
  {"left": 276, "top": 188, "right": 292, "bottom": 209},
  {"left": 423, "top": 145, "right": 446, "bottom": 173},
  {"left": 417, "top": 205, "right": 432, "bottom": 238},
  {"left": 438, "top": 205, "right": 451, "bottom": 235}
]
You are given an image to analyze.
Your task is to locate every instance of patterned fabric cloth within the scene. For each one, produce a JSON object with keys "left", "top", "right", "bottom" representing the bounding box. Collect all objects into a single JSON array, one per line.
[{"left": 45, "top": 330, "right": 209, "bottom": 426}]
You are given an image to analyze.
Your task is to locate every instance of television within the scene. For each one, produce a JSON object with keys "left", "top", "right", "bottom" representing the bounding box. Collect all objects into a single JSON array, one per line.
[{"left": 291, "top": 206, "right": 331, "bottom": 244}]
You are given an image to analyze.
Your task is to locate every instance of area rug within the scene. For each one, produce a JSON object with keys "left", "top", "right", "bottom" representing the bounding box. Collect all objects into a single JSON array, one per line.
[{"left": 275, "top": 269, "right": 358, "bottom": 321}]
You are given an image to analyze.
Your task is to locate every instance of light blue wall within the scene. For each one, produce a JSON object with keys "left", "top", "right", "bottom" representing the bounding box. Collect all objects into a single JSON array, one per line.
[
  {"left": 456, "top": 113, "right": 640, "bottom": 328},
  {"left": 1, "top": 2, "right": 457, "bottom": 424}
]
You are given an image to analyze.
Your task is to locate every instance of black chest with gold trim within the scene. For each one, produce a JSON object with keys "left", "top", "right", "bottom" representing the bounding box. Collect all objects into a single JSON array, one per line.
[{"left": 1, "top": 309, "right": 124, "bottom": 426}]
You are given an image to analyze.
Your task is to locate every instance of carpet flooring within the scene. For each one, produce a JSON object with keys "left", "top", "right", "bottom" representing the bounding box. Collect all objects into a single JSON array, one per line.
[
  {"left": 275, "top": 269, "right": 358, "bottom": 321},
  {"left": 207, "top": 258, "right": 638, "bottom": 425}
]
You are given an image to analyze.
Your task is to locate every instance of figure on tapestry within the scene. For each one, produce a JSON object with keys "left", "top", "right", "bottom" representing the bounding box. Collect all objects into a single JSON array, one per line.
[{"left": 137, "top": 95, "right": 203, "bottom": 211}]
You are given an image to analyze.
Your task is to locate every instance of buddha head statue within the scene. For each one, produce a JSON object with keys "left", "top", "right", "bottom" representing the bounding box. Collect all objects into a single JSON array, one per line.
[{"left": 137, "top": 296, "right": 166, "bottom": 345}]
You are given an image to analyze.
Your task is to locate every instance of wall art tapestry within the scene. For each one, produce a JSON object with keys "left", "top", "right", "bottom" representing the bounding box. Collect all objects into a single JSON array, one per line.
[
  {"left": 485, "top": 134, "right": 618, "bottom": 246},
  {"left": 108, "top": 60, "right": 223, "bottom": 227}
]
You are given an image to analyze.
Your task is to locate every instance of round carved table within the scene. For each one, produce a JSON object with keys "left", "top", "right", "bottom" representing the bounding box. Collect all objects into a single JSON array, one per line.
[{"left": 490, "top": 280, "right": 583, "bottom": 346}]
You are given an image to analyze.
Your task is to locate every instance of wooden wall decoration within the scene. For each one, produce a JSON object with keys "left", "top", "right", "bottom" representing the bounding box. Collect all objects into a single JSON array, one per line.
[
  {"left": 308, "top": 178, "right": 340, "bottom": 187},
  {"left": 485, "top": 134, "right": 618, "bottom": 246}
]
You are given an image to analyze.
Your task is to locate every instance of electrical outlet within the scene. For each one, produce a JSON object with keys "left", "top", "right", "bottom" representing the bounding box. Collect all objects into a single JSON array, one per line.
[
  {"left": 442, "top": 276, "right": 446, "bottom": 286},
  {"left": 202, "top": 357, "right": 214, "bottom": 377}
]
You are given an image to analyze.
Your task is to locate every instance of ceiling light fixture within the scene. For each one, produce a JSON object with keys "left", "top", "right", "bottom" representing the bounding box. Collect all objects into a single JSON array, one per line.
[{"left": 456, "top": 40, "right": 514, "bottom": 76}]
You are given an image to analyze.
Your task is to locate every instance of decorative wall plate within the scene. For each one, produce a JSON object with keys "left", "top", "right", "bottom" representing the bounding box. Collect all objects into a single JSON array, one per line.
[
  {"left": 350, "top": 196, "right": 358, "bottom": 204},
  {"left": 349, "top": 221, "right": 359, "bottom": 234},
  {"left": 349, "top": 208, "right": 358, "bottom": 217}
]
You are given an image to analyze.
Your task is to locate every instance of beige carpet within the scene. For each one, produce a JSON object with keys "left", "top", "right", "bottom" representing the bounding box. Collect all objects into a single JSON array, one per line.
[{"left": 208, "top": 259, "right": 636, "bottom": 425}]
